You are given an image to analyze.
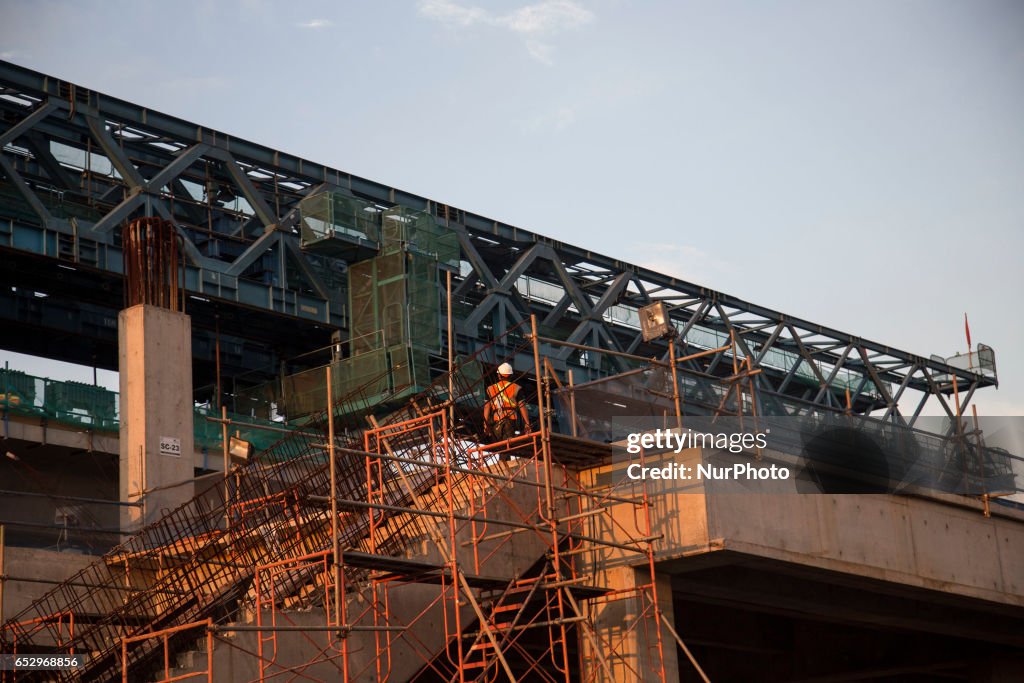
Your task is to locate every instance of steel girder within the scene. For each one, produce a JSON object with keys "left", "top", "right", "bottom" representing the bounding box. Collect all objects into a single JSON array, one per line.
[{"left": 0, "top": 60, "right": 996, "bottom": 424}]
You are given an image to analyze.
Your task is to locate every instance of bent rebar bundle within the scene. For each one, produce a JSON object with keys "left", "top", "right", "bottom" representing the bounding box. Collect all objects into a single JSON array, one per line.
[{"left": 122, "top": 217, "right": 184, "bottom": 312}]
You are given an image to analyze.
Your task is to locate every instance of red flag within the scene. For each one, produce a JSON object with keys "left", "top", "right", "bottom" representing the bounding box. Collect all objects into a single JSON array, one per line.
[{"left": 964, "top": 313, "right": 972, "bottom": 351}]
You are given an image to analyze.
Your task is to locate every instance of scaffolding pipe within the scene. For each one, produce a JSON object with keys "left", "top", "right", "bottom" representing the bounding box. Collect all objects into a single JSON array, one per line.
[
  {"left": 215, "top": 315, "right": 221, "bottom": 410},
  {"left": 0, "top": 489, "right": 142, "bottom": 507},
  {"left": 313, "top": 493, "right": 659, "bottom": 554},
  {"left": 669, "top": 335, "right": 682, "bottom": 430},
  {"left": 327, "top": 365, "right": 343, "bottom": 646},
  {"left": 531, "top": 315, "right": 556, "bottom": 523},
  {"left": 211, "top": 625, "right": 404, "bottom": 633},
  {"left": 222, "top": 405, "right": 229, "bottom": 531},
  {"left": 202, "top": 415, "right": 322, "bottom": 438},
  {"left": 365, "top": 416, "right": 518, "bottom": 682},
  {"left": 568, "top": 370, "right": 577, "bottom": 437},
  {"left": 0, "top": 519, "right": 125, "bottom": 535},
  {"left": 307, "top": 496, "right": 542, "bottom": 535},
  {"left": 447, "top": 270, "right": 454, "bottom": 419},
  {"left": 561, "top": 588, "right": 617, "bottom": 681},
  {"left": 0, "top": 574, "right": 192, "bottom": 595},
  {"left": 657, "top": 609, "right": 711, "bottom": 683},
  {"left": 0, "top": 525, "right": 4, "bottom": 625},
  {"left": 325, "top": 444, "right": 644, "bottom": 506}
]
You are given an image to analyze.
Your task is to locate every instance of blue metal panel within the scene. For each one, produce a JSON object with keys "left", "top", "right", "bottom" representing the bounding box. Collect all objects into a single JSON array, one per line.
[
  {"left": 238, "top": 278, "right": 268, "bottom": 309},
  {"left": 12, "top": 223, "right": 44, "bottom": 253}
]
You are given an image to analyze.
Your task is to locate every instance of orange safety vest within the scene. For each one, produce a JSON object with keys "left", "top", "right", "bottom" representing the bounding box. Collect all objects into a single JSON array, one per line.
[{"left": 486, "top": 380, "right": 521, "bottom": 424}]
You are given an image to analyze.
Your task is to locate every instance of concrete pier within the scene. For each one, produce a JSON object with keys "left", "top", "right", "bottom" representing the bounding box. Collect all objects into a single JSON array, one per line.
[{"left": 118, "top": 304, "right": 195, "bottom": 530}]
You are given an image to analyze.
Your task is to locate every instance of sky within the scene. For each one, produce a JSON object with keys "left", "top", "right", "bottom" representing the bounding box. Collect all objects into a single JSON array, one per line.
[{"left": 1, "top": 0, "right": 1023, "bottom": 416}]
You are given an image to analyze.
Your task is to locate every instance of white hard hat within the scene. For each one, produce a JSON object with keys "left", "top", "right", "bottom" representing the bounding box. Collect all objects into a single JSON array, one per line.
[{"left": 497, "top": 362, "right": 514, "bottom": 376}]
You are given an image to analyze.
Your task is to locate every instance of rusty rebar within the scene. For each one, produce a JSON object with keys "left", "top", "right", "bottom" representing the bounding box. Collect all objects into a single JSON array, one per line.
[{"left": 122, "top": 217, "right": 184, "bottom": 311}]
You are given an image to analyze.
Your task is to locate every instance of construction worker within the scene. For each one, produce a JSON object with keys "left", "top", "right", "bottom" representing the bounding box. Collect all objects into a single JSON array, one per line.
[{"left": 483, "top": 362, "right": 530, "bottom": 442}]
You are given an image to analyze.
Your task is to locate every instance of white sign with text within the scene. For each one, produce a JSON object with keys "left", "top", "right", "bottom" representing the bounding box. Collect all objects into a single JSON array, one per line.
[{"left": 159, "top": 436, "right": 181, "bottom": 457}]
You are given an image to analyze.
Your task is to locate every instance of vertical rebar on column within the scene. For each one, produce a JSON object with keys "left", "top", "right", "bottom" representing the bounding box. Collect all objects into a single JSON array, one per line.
[
  {"left": 327, "top": 366, "right": 341, "bottom": 635},
  {"left": 122, "top": 217, "right": 184, "bottom": 312}
]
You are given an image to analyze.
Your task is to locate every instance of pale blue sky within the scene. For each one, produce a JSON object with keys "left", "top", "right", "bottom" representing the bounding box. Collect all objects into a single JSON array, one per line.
[{"left": 1, "top": 0, "right": 1022, "bottom": 415}]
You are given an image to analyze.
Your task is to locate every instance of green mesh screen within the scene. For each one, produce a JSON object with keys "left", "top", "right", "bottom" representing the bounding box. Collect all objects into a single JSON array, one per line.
[
  {"left": 380, "top": 207, "right": 459, "bottom": 268},
  {"left": 376, "top": 252, "right": 407, "bottom": 347},
  {"left": 349, "top": 260, "right": 379, "bottom": 355},
  {"left": 388, "top": 345, "right": 432, "bottom": 394},
  {"left": 379, "top": 280, "right": 405, "bottom": 346},
  {"left": 280, "top": 365, "right": 330, "bottom": 417},
  {"left": 340, "top": 348, "right": 389, "bottom": 397},
  {"left": 299, "top": 192, "right": 381, "bottom": 256},
  {"left": 389, "top": 345, "right": 412, "bottom": 390},
  {"left": 233, "top": 379, "right": 279, "bottom": 420},
  {"left": 348, "top": 251, "right": 441, "bottom": 354},
  {"left": 0, "top": 369, "right": 119, "bottom": 432},
  {"left": 408, "top": 255, "right": 440, "bottom": 349},
  {"left": 193, "top": 407, "right": 291, "bottom": 454},
  {"left": 0, "top": 367, "right": 305, "bottom": 455},
  {"left": 289, "top": 202, "right": 459, "bottom": 417},
  {"left": 239, "top": 349, "right": 392, "bottom": 421},
  {"left": 376, "top": 250, "right": 404, "bottom": 281}
]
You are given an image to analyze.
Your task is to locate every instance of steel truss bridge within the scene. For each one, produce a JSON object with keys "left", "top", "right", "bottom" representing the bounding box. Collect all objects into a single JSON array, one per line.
[{"left": 0, "top": 60, "right": 997, "bottom": 426}]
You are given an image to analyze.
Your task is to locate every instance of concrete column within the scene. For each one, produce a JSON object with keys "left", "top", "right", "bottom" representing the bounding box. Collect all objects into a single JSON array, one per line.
[
  {"left": 581, "top": 567, "right": 679, "bottom": 682},
  {"left": 119, "top": 304, "right": 195, "bottom": 532}
]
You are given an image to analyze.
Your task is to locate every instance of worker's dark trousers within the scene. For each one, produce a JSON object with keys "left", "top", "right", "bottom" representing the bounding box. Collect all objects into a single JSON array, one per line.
[{"left": 492, "top": 420, "right": 519, "bottom": 442}]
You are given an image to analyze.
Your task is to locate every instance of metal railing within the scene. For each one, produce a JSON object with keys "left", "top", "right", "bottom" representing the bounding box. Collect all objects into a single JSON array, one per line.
[{"left": 1, "top": 366, "right": 297, "bottom": 454}]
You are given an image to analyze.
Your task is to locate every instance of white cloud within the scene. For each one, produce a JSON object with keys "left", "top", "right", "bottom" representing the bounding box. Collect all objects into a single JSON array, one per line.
[
  {"left": 521, "top": 104, "right": 577, "bottom": 132},
  {"left": 1, "top": 51, "right": 17, "bottom": 60},
  {"left": 496, "top": 0, "right": 593, "bottom": 35},
  {"left": 525, "top": 40, "right": 554, "bottom": 65},
  {"left": 626, "top": 243, "right": 736, "bottom": 289},
  {"left": 417, "top": 0, "right": 593, "bottom": 64},
  {"left": 297, "top": 19, "right": 334, "bottom": 29},
  {"left": 418, "top": 0, "right": 486, "bottom": 27}
]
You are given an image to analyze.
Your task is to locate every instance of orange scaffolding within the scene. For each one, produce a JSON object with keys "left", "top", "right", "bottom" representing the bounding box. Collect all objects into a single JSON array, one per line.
[{"left": 2, "top": 316, "right": 701, "bottom": 682}]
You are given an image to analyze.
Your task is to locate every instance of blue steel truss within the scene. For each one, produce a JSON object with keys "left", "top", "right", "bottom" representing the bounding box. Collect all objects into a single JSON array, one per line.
[{"left": 0, "top": 60, "right": 997, "bottom": 426}]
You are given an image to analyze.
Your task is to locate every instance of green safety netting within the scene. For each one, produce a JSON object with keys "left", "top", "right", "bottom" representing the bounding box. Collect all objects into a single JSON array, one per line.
[
  {"left": 231, "top": 197, "right": 459, "bottom": 423},
  {"left": 275, "top": 350, "right": 391, "bottom": 418},
  {"left": 349, "top": 250, "right": 441, "bottom": 355},
  {"left": 299, "top": 191, "right": 382, "bottom": 257},
  {"left": 0, "top": 369, "right": 119, "bottom": 432},
  {"left": 192, "top": 406, "right": 296, "bottom": 454},
  {"left": 381, "top": 206, "right": 460, "bottom": 268},
  {"left": 232, "top": 344, "right": 433, "bottom": 423},
  {"left": 0, "top": 367, "right": 301, "bottom": 457}
]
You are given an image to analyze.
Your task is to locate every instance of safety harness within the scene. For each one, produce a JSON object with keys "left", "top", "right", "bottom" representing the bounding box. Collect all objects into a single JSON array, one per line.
[{"left": 487, "top": 380, "right": 521, "bottom": 424}]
